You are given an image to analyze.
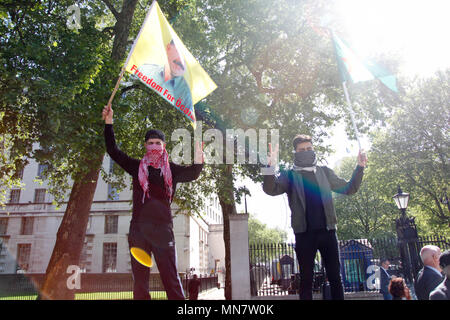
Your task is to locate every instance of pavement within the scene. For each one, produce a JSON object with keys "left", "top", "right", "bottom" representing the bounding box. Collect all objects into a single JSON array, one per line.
[{"left": 198, "top": 287, "right": 225, "bottom": 300}]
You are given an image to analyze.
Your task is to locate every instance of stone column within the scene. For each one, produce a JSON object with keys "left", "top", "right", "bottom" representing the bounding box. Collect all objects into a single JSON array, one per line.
[{"left": 229, "top": 213, "right": 251, "bottom": 300}]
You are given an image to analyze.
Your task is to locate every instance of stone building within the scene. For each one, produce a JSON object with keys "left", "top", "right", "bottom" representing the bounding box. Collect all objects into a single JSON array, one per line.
[{"left": 0, "top": 155, "right": 225, "bottom": 283}]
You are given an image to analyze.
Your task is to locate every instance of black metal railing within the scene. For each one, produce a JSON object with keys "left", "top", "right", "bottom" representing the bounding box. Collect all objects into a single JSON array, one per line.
[{"left": 183, "top": 274, "right": 219, "bottom": 299}]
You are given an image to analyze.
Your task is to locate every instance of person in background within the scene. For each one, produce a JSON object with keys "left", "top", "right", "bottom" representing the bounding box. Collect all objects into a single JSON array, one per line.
[
  {"left": 188, "top": 274, "right": 201, "bottom": 300},
  {"left": 414, "top": 245, "right": 443, "bottom": 300},
  {"left": 430, "top": 250, "right": 450, "bottom": 300},
  {"left": 380, "top": 258, "right": 393, "bottom": 300},
  {"left": 389, "top": 277, "right": 412, "bottom": 300}
]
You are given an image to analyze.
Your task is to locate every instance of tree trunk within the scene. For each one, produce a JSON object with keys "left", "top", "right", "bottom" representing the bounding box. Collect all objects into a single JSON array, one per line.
[
  {"left": 39, "top": 155, "right": 103, "bottom": 299},
  {"left": 217, "top": 164, "right": 238, "bottom": 300}
]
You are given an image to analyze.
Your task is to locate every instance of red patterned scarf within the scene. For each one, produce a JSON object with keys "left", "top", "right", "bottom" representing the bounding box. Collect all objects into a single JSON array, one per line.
[{"left": 138, "top": 144, "right": 173, "bottom": 203}]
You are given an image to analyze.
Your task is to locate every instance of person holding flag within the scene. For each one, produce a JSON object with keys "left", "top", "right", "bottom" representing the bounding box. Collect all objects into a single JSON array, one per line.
[
  {"left": 106, "top": 1, "right": 217, "bottom": 129},
  {"left": 263, "top": 135, "right": 367, "bottom": 300},
  {"left": 102, "top": 103, "right": 204, "bottom": 300}
]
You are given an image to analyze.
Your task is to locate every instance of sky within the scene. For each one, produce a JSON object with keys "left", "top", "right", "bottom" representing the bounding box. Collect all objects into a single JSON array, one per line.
[
  {"left": 236, "top": 0, "right": 450, "bottom": 241},
  {"left": 335, "top": 0, "right": 450, "bottom": 77}
]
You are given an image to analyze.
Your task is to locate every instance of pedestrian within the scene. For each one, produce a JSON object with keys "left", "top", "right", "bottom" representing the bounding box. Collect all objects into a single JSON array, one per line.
[
  {"left": 388, "top": 277, "right": 411, "bottom": 300},
  {"left": 102, "top": 103, "right": 204, "bottom": 300},
  {"left": 429, "top": 250, "right": 450, "bottom": 300},
  {"left": 188, "top": 274, "right": 201, "bottom": 300},
  {"left": 414, "top": 245, "right": 443, "bottom": 300},
  {"left": 380, "top": 258, "right": 393, "bottom": 300},
  {"left": 263, "top": 134, "right": 367, "bottom": 300}
]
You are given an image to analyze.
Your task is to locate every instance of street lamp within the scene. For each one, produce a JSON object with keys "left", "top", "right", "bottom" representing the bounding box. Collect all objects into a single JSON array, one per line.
[
  {"left": 393, "top": 186, "right": 410, "bottom": 214},
  {"left": 440, "top": 187, "right": 449, "bottom": 212},
  {"left": 393, "top": 185, "right": 418, "bottom": 284}
]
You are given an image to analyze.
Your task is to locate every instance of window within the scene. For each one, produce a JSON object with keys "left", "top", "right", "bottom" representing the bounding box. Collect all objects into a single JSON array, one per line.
[
  {"left": 9, "top": 189, "right": 21, "bottom": 204},
  {"left": 79, "top": 235, "right": 94, "bottom": 273},
  {"left": 37, "top": 164, "right": 48, "bottom": 179},
  {"left": 20, "top": 217, "right": 34, "bottom": 235},
  {"left": 17, "top": 244, "right": 31, "bottom": 273},
  {"left": 34, "top": 189, "right": 46, "bottom": 203},
  {"left": 102, "top": 243, "right": 117, "bottom": 273},
  {"left": 0, "top": 218, "right": 8, "bottom": 235},
  {"left": 104, "top": 215, "right": 118, "bottom": 234},
  {"left": 109, "top": 157, "right": 114, "bottom": 174},
  {"left": 107, "top": 184, "right": 119, "bottom": 201},
  {"left": 0, "top": 238, "right": 8, "bottom": 273},
  {"left": 14, "top": 167, "right": 24, "bottom": 180}
]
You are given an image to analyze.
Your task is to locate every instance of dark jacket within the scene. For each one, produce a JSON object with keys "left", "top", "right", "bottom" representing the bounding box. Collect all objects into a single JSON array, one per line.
[
  {"left": 414, "top": 266, "right": 444, "bottom": 300},
  {"left": 429, "top": 277, "right": 449, "bottom": 300},
  {"left": 263, "top": 165, "right": 364, "bottom": 233},
  {"left": 380, "top": 267, "right": 391, "bottom": 295},
  {"left": 104, "top": 124, "right": 203, "bottom": 225}
]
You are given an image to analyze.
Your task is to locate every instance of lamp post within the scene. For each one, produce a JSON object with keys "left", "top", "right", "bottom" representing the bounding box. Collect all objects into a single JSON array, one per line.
[
  {"left": 393, "top": 186, "right": 419, "bottom": 283},
  {"left": 440, "top": 187, "right": 449, "bottom": 212}
]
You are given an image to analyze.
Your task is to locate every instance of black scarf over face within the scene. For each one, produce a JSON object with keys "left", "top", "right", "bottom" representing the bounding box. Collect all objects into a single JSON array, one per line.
[{"left": 293, "top": 150, "right": 317, "bottom": 167}]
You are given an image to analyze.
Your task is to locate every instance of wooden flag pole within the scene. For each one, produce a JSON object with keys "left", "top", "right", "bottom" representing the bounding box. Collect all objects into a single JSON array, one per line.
[
  {"left": 342, "top": 81, "right": 362, "bottom": 150},
  {"left": 106, "top": 67, "right": 126, "bottom": 110}
]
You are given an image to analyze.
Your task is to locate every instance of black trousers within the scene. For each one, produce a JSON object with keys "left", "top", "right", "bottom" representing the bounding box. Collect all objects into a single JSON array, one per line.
[
  {"left": 294, "top": 229, "right": 344, "bottom": 300},
  {"left": 128, "top": 222, "right": 185, "bottom": 300}
]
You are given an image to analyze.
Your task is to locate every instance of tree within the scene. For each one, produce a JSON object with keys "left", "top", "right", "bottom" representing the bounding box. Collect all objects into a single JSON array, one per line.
[
  {"left": 333, "top": 156, "right": 396, "bottom": 240},
  {"left": 248, "top": 214, "right": 287, "bottom": 244},
  {"left": 368, "top": 70, "right": 450, "bottom": 237}
]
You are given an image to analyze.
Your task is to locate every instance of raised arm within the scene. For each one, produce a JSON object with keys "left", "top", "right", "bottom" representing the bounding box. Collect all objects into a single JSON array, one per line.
[
  {"left": 103, "top": 104, "right": 139, "bottom": 176},
  {"left": 325, "top": 165, "right": 364, "bottom": 195},
  {"left": 171, "top": 163, "right": 204, "bottom": 183},
  {"left": 263, "top": 170, "right": 289, "bottom": 196},
  {"left": 326, "top": 150, "right": 367, "bottom": 195},
  {"left": 171, "top": 141, "right": 204, "bottom": 183},
  {"left": 262, "top": 142, "right": 288, "bottom": 196}
]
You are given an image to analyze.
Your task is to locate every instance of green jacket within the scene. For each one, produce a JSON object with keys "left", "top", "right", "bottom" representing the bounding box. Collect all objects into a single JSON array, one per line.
[{"left": 263, "top": 165, "right": 364, "bottom": 233}]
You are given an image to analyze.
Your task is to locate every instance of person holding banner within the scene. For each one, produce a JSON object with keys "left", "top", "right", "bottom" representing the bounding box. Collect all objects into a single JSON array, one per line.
[
  {"left": 102, "top": 104, "right": 203, "bottom": 300},
  {"left": 263, "top": 134, "right": 367, "bottom": 300}
]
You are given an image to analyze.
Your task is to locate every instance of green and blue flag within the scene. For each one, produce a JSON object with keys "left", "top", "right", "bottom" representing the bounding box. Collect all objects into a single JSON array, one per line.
[{"left": 332, "top": 31, "right": 398, "bottom": 92}]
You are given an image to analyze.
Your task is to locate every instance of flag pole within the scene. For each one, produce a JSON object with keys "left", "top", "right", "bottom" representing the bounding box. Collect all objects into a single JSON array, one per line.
[
  {"left": 106, "top": 67, "right": 126, "bottom": 109},
  {"left": 106, "top": 1, "right": 157, "bottom": 111},
  {"left": 342, "top": 81, "right": 362, "bottom": 150}
]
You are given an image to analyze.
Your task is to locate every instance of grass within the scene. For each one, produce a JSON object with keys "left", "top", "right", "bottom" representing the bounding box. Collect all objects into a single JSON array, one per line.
[{"left": 0, "top": 291, "right": 168, "bottom": 300}]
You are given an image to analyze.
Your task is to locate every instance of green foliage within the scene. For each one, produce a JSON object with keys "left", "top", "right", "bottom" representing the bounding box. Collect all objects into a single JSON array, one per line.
[
  {"left": 334, "top": 70, "right": 449, "bottom": 239},
  {"left": 248, "top": 214, "right": 287, "bottom": 244},
  {"left": 333, "top": 156, "right": 397, "bottom": 240},
  {"left": 0, "top": 0, "right": 114, "bottom": 204},
  {"left": 368, "top": 70, "right": 449, "bottom": 237}
]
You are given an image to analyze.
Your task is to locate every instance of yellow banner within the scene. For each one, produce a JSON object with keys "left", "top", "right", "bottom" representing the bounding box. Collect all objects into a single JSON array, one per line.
[{"left": 124, "top": 1, "right": 217, "bottom": 126}]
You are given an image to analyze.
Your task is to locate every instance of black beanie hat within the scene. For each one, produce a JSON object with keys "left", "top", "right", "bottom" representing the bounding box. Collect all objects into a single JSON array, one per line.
[{"left": 145, "top": 129, "right": 165, "bottom": 142}]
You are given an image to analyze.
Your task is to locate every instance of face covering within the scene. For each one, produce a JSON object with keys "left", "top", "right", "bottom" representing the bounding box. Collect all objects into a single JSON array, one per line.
[
  {"left": 293, "top": 150, "right": 317, "bottom": 168},
  {"left": 138, "top": 144, "right": 173, "bottom": 203}
]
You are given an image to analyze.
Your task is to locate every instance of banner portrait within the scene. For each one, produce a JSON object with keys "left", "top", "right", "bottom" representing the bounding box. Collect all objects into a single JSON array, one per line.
[{"left": 124, "top": 1, "right": 217, "bottom": 127}]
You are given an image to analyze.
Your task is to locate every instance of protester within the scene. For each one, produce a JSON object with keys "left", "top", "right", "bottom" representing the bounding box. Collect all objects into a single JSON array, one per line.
[
  {"left": 430, "top": 250, "right": 450, "bottom": 300},
  {"left": 389, "top": 277, "right": 412, "bottom": 300},
  {"left": 414, "top": 245, "right": 443, "bottom": 300},
  {"left": 102, "top": 104, "right": 203, "bottom": 300},
  {"left": 263, "top": 134, "right": 367, "bottom": 300},
  {"left": 380, "top": 258, "right": 393, "bottom": 300}
]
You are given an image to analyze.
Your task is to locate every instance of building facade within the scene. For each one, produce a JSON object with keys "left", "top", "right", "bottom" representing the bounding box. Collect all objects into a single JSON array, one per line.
[{"left": 0, "top": 155, "right": 225, "bottom": 282}]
